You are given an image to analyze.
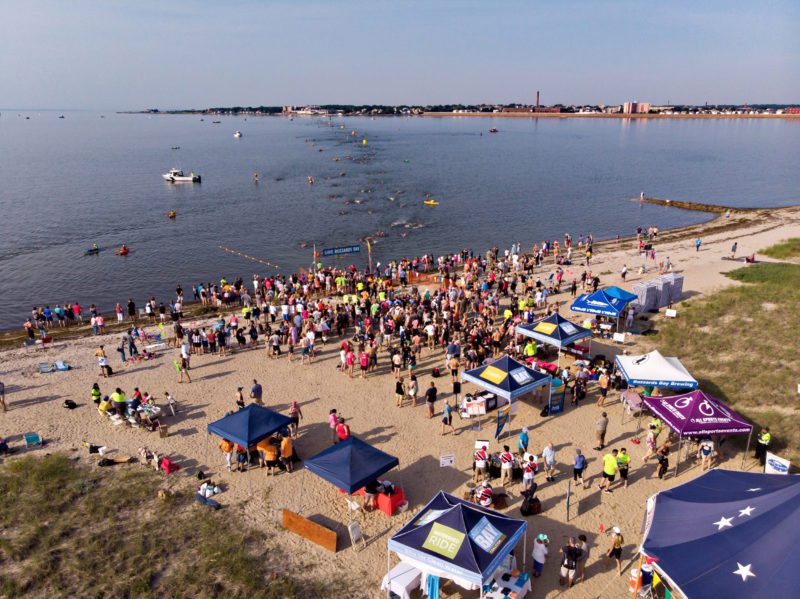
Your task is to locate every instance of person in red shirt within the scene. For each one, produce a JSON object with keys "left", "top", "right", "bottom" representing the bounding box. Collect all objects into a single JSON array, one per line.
[{"left": 336, "top": 417, "right": 351, "bottom": 442}]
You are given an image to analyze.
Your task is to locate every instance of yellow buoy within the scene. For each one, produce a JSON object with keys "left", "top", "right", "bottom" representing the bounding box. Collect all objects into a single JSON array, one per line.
[{"left": 363, "top": 139, "right": 367, "bottom": 145}]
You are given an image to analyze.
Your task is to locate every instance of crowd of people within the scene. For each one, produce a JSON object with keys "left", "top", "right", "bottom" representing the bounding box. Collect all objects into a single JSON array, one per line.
[{"left": 32, "top": 226, "right": 756, "bottom": 593}]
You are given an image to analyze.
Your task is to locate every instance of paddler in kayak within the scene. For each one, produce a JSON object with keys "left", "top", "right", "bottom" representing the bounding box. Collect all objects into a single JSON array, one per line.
[{"left": 118, "top": 244, "right": 129, "bottom": 255}]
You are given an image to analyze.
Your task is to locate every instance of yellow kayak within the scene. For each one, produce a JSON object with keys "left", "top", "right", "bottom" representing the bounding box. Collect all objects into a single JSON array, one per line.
[{"left": 424, "top": 200, "right": 439, "bottom": 205}]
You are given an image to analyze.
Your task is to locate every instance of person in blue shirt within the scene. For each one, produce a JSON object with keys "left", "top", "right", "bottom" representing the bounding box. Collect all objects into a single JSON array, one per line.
[
  {"left": 573, "top": 449, "right": 586, "bottom": 487},
  {"left": 518, "top": 427, "right": 529, "bottom": 456}
]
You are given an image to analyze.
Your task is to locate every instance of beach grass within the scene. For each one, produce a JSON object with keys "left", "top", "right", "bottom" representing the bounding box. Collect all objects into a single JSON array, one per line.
[
  {"left": 653, "top": 263, "right": 800, "bottom": 460},
  {"left": 0, "top": 454, "right": 333, "bottom": 598},
  {"left": 760, "top": 238, "right": 800, "bottom": 260}
]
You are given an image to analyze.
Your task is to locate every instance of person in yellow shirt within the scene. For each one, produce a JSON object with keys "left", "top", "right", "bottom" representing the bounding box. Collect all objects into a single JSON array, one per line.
[
  {"left": 616, "top": 448, "right": 631, "bottom": 488},
  {"left": 598, "top": 449, "right": 618, "bottom": 493},
  {"left": 280, "top": 434, "right": 294, "bottom": 473},
  {"left": 97, "top": 395, "right": 113, "bottom": 416},
  {"left": 219, "top": 438, "right": 234, "bottom": 471}
]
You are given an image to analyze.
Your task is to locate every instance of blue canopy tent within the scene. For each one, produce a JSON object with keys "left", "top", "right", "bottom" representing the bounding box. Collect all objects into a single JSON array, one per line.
[
  {"left": 571, "top": 288, "right": 632, "bottom": 332},
  {"left": 461, "top": 356, "right": 552, "bottom": 434},
  {"left": 387, "top": 491, "right": 527, "bottom": 597},
  {"left": 604, "top": 286, "right": 638, "bottom": 304},
  {"left": 300, "top": 436, "right": 400, "bottom": 521},
  {"left": 640, "top": 470, "right": 799, "bottom": 598},
  {"left": 461, "top": 355, "right": 552, "bottom": 400},
  {"left": 206, "top": 404, "right": 293, "bottom": 490},
  {"left": 515, "top": 312, "right": 592, "bottom": 367},
  {"left": 304, "top": 436, "right": 399, "bottom": 494}
]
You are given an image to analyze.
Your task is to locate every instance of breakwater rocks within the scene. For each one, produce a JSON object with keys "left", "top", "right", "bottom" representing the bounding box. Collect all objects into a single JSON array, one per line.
[{"left": 631, "top": 198, "right": 761, "bottom": 214}]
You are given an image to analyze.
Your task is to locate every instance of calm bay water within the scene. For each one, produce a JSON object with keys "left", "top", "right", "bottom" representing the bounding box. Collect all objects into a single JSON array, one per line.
[{"left": 0, "top": 111, "right": 798, "bottom": 330}]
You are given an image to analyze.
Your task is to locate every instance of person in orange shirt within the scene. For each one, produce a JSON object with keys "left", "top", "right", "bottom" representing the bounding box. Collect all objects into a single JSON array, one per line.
[
  {"left": 280, "top": 434, "right": 294, "bottom": 473},
  {"left": 219, "top": 438, "right": 234, "bottom": 471},
  {"left": 262, "top": 439, "right": 280, "bottom": 476}
]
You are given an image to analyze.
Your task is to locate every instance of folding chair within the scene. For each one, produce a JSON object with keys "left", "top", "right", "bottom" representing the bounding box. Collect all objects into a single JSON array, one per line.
[
  {"left": 38, "top": 363, "right": 54, "bottom": 374},
  {"left": 41, "top": 337, "right": 54, "bottom": 349},
  {"left": 347, "top": 520, "right": 367, "bottom": 551},
  {"left": 23, "top": 339, "right": 37, "bottom": 351},
  {"left": 54, "top": 360, "right": 69, "bottom": 371},
  {"left": 24, "top": 433, "right": 42, "bottom": 447}
]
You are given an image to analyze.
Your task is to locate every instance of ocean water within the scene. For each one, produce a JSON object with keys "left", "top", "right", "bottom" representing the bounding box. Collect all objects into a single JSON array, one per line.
[{"left": 0, "top": 111, "right": 797, "bottom": 330}]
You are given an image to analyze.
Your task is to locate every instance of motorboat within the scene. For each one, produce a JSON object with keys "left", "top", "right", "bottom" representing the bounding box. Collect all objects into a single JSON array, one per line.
[
  {"left": 489, "top": 128, "right": 498, "bottom": 133},
  {"left": 162, "top": 168, "right": 201, "bottom": 183},
  {"left": 233, "top": 131, "right": 242, "bottom": 138}
]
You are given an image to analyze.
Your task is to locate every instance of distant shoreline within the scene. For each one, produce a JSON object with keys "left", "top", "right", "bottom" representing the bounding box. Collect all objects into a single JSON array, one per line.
[
  {"left": 422, "top": 112, "right": 800, "bottom": 120},
  {"left": 118, "top": 110, "right": 800, "bottom": 120}
]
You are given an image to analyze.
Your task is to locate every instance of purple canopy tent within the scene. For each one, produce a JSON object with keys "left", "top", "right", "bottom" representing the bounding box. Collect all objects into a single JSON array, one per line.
[{"left": 642, "top": 390, "right": 753, "bottom": 475}]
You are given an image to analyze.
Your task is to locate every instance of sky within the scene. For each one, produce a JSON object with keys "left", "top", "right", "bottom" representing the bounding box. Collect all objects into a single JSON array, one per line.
[{"left": 1, "top": 0, "right": 798, "bottom": 110}]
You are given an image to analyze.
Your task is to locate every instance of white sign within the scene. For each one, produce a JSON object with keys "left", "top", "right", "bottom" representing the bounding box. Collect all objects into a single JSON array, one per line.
[
  {"left": 440, "top": 454, "right": 455, "bottom": 468},
  {"left": 613, "top": 332, "right": 626, "bottom": 343},
  {"left": 665, "top": 309, "right": 677, "bottom": 318},
  {"left": 765, "top": 452, "right": 790, "bottom": 475}
]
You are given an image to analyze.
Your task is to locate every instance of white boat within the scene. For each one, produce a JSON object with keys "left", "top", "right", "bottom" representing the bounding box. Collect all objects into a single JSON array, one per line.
[
  {"left": 233, "top": 131, "right": 242, "bottom": 138},
  {"left": 162, "top": 168, "right": 201, "bottom": 183}
]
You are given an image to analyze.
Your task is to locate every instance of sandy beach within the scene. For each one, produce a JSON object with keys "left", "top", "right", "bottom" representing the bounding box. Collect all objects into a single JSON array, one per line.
[{"left": 2, "top": 206, "right": 799, "bottom": 599}]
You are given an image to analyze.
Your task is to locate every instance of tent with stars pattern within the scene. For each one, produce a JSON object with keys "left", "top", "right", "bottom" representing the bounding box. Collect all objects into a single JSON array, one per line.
[{"left": 640, "top": 469, "right": 798, "bottom": 598}]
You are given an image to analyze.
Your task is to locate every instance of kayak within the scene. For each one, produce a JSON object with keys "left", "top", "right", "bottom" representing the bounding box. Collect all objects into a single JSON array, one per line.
[
  {"left": 166, "top": 212, "right": 178, "bottom": 218},
  {"left": 85, "top": 247, "right": 101, "bottom": 255},
  {"left": 424, "top": 200, "right": 439, "bottom": 205},
  {"left": 114, "top": 248, "right": 131, "bottom": 255}
]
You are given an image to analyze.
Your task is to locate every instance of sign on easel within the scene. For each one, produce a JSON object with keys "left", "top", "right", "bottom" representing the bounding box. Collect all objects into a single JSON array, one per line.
[
  {"left": 440, "top": 454, "right": 455, "bottom": 468},
  {"left": 765, "top": 452, "right": 790, "bottom": 475}
]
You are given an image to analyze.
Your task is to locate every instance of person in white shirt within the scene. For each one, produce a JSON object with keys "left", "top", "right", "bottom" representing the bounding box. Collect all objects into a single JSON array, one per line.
[
  {"left": 474, "top": 445, "right": 489, "bottom": 484},
  {"left": 532, "top": 533, "right": 549, "bottom": 577},
  {"left": 542, "top": 442, "right": 557, "bottom": 482},
  {"left": 500, "top": 445, "right": 516, "bottom": 487},
  {"left": 522, "top": 455, "right": 538, "bottom": 492}
]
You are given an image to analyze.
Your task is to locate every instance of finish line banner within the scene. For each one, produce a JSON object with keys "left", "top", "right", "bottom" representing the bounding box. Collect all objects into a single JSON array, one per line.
[{"left": 322, "top": 245, "right": 361, "bottom": 257}]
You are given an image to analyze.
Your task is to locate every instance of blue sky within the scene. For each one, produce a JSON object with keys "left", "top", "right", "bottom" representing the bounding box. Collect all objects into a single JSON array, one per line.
[{"left": 1, "top": 0, "right": 797, "bottom": 109}]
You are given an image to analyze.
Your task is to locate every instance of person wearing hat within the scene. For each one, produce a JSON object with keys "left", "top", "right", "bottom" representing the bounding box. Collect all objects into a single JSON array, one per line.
[
  {"left": 476, "top": 479, "right": 493, "bottom": 507},
  {"left": 518, "top": 427, "right": 529, "bottom": 456},
  {"left": 531, "top": 533, "right": 549, "bottom": 577},
  {"left": 604, "top": 527, "right": 624, "bottom": 576},
  {"left": 235, "top": 386, "right": 245, "bottom": 410}
]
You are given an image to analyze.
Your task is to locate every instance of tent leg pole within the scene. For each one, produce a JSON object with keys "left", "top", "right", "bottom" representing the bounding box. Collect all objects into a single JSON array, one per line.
[
  {"left": 248, "top": 458, "right": 252, "bottom": 493},
  {"left": 523, "top": 531, "right": 527, "bottom": 572},
  {"left": 297, "top": 470, "right": 306, "bottom": 515},
  {"left": 674, "top": 437, "right": 682, "bottom": 477},
  {"left": 631, "top": 553, "right": 644, "bottom": 599},
  {"left": 386, "top": 550, "right": 391, "bottom": 598},
  {"left": 742, "top": 429, "right": 753, "bottom": 470}
]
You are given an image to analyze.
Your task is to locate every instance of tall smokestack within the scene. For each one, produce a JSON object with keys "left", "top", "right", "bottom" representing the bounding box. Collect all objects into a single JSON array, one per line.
[{"left": 536, "top": 91, "right": 540, "bottom": 110}]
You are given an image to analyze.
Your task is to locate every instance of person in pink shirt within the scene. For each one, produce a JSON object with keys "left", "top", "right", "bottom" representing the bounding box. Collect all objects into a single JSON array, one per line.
[
  {"left": 359, "top": 350, "right": 369, "bottom": 379},
  {"left": 96, "top": 314, "right": 105, "bottom": 334},
  {"left": 345, "top": 349, "right": 355, "bottom": 378},
  {"left": 73, "top": 302, "right": 82, "bottom": 323}
]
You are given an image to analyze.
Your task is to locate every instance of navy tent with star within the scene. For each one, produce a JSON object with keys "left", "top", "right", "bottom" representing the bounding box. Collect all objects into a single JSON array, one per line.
[{"left": 640, "top": 469, "right": 798, "bottom": 598}]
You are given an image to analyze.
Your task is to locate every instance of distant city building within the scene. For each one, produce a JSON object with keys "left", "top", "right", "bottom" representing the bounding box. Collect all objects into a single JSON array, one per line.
[
  {"left": 786, "top": 107, "right": 800, "bottom": 114},
  {"left": 622, "top": 101, "right": 651, "bottom": 114}
]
